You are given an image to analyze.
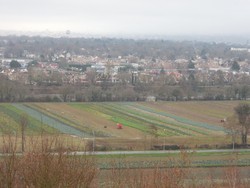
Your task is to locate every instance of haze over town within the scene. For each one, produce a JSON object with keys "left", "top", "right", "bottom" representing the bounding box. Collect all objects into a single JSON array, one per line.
[{"left": 1, "top": 0, "right": 250, "bottom": 43}]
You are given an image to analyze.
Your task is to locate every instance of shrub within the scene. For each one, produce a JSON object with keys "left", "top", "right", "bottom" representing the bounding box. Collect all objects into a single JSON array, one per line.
[{"left": 0, "top": 134, "right": 98, "bottom": 187}]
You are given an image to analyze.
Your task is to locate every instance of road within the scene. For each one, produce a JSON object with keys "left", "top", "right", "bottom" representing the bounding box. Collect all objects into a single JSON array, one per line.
[
  {"left": 73, "top": 148, "right": 250, "bottom": 156},
  {"left": 1, "top": 149, "right": 250, "bottom": 157}
]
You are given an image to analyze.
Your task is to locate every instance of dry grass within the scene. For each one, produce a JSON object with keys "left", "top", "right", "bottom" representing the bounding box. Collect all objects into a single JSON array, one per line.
[
  {"left": 99, "top": 150, "right": 250, "bottom": 188},
  {"left": 143, "top": 101, "right": 238, "bottom": 126},
  {"left": 0, "top": 134, "right": 98, "bottom": 188},
  {"left": 0, "top": 136, "right": 250, "bottom": 187}
]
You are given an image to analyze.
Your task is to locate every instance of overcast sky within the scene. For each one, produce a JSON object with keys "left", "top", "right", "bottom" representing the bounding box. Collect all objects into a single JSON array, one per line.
[{"left": 1, "top": 0, "right": 250, "bottom": 36}]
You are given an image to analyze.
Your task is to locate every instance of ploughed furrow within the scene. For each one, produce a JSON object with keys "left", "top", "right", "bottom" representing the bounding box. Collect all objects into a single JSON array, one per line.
[
  {"left": 94, "top": 103, "right": 191, "bottom": 136},
  {"left": 69, "top": 103, "right": 147, "bottom": 138},
  {"left": 0, "top": 104, "right": 57, "bottom": 134},
  {"left": 106, "top": 103, "right": 209, "bottom": 136},
  {"left": 12, "top": 104, "right": 86, "bottom": 137},
  {"left": 83, "top": 104, "right": 155, "bottom": 134},
  {"left": 128, "top": 103, "right": 226, "bottom": 132},
  {"left": 25, "top": 103, "right": 98, "bottom": 137},
  {"left": 0, "top": 110, "right": 20, "bottom": 133}
]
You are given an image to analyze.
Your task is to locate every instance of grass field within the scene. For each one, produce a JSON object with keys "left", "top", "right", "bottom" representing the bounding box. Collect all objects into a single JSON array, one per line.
[
  {"left": 1, "top": 134, "right": 250, "bottom": 187},
  {"left": 0, "top": 101, "right": 247, "bottom": 149},
  {"left": 1, "top": 101, "right": 249, "bottom": 187},
  {"left": 96, "top": 150, "right": 250, "bottom": 168},
  {"left": 0, "top": 104, "right": 58, "bottom": 135}
]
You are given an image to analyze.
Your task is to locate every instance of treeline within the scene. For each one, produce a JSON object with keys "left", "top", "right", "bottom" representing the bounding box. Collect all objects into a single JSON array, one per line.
[
  {"left": 1, "top": 74, "right": 250, "bottom": 102},
  {"left": 0, "top": 75, "right": 28, "bottom": 102},
  {"left": 1, "top": 36, "right": 250, "bottom": 60}
]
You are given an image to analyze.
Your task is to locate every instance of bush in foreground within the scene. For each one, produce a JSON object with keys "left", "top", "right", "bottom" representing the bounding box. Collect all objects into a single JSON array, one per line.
[
  {"left": 0, "top": 134, "right": 98, "bottom": 188},
  {"left": 0, "top": 134, "right": 249, "bottom": 187}
]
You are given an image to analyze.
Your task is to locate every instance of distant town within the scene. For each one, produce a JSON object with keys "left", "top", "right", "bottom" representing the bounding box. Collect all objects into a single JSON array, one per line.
[{"left": 1, "top": 36, "right": 250, "bottom": 102}]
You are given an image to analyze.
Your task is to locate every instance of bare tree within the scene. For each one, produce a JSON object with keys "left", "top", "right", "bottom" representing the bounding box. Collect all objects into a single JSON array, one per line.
[
  {"left": 61, "top": 85, "right": 74, "bottom": 102},
  {"left": 234, "top": 103, "right": 250, "bottom": 146},
  {"left": 224, "top": 116, "right": 241, "bottom": 150},
  {"left": 20, "top": 114, "right": 29, "bottom": 153}
]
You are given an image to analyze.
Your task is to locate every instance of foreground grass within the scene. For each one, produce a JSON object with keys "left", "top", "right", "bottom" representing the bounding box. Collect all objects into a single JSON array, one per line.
[
  {"left": 96, "top": 150, "right": 250, "bottom": 169},
  {"left": 0, "top": 134, "right": 97, "bottom": 187},
  {"left": 97, "top": 150, "right": 250, "bottom": 188},
  {"left": 96, "top": 150, "right": 250, "bottom": 158},
  {"left": 0, "top": 134, "right": 250, "bottom": 188}
]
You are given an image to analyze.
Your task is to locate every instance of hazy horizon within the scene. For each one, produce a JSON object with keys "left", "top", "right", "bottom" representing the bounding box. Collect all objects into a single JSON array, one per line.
[
  {"left": 1, "top": 0, "right": 250, "bottom": 38},
  {"left": 0, "top": 29, "right": 249, "bottom": 45}
]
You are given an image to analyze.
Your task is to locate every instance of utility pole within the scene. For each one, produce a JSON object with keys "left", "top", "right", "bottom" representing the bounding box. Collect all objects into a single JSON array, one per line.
[
  {"left": 163, "top": 129, "right": 166, "bottom": 151},
  {"left": 92, "top": 130, "right": 95, "bottom": 153},
  {"left": 21, "top": 124, "right": 25, "bottom": 153},
  {"left": 20, "top": 114, "right": 28, "bottom": 153}
]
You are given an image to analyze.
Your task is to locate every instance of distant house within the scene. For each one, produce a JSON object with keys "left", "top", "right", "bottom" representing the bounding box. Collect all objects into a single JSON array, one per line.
[
  {"left": 48, "top": 63, "right": 59, "bottom": 69},
  {"left": 111, "top": 74, "right": 119, "bottom": 83},
  {"left": 91, "top": 63, "right": 105, "bottom": 73},
  {"left": 146, "top": 96, "right": 156, "bottom": 102}
]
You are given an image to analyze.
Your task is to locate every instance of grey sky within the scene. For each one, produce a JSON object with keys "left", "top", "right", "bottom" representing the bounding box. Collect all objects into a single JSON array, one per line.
[{"left": 1, "top": 0, "right": 250, "bottom": 36}]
